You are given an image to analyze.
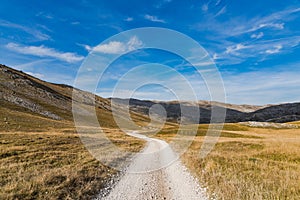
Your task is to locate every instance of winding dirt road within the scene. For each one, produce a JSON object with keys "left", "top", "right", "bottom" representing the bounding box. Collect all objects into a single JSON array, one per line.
[{"left": 100, "top": 131, "right": 208, "bottom": 200}]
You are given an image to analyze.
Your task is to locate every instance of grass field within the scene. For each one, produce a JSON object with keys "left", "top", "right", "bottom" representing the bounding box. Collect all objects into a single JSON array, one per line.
[
  {"left": 1, "top": 97, "right": 300, "bottom": 200},
  {"left": 0, "top": 90, "right": 151, "bottom": 199},
  {"left": 0, "top": 111, "right": 144, "bottom": 199},
  {"left": 156, "top": 123, "right": 300, "bottom": 199}
]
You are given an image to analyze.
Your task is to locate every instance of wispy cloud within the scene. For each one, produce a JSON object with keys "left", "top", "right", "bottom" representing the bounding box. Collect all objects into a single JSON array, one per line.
[
  {"left": 215, "top": 0, "right": 222, "bottom": 6},
  {"left": 6, "top": 43, "right": 84, "bottom": 63},
  {"left": 225, "top": 43, "right": 248, "bottom": 55},
  {"left": 194, "top": 6, "right": 300, "bottom": 65},
  {"left": 213, "top": 36, "right": 300, "bottom": 65},
  {"left": 201, "top": 0, "right": 225, "bottom": 15},
  {"left": 194, "top": 7, "right": 300, "bottom": 38},
  {"left": 215, "top": 6, "right": 226, "bottom": 17},
  {"left": 84, "top": 36, "right": 143, "bottom": 54},
  {"left": 251, "top": 32, "right": 264, "bottom": 39},
  {"left": 12, "top": 59, "right": 53, "bottom": 71},
  {"left": 144, "top": 14, "right": 166, "bottom": 23},
  {"left": 265, "top": 44, "right": 282, "bottom": 54},
  {"left": 36, "top": 12, "right": 53, "bottom": 19},
  {"left": 0, "top": 19, "right": 50, "bottom": 41},
  {"left": 249, "top": 23, "right": 284, "bottom": 33}
]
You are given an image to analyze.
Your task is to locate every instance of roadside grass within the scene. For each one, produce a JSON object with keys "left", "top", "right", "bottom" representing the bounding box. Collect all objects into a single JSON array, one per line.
[
  {"left": 0, "top": 103, "right": 73, "bottom": 132},
  {"left": 197, "top": 123, "right": 249, "bottom": 132},
  {"left": 177, "top": 125, "right": 300, "bottom": 199},
  {"left": 0, "top": 129, "right": 145, "bottom": 199},
  {"left": 156, "top": 123, "right": 258, "bottom": 141}
]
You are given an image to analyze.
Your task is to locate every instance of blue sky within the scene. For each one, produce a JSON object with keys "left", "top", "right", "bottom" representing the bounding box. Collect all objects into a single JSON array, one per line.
[{"left": 0, "top": 0, "right": 299, "bottom": 105}]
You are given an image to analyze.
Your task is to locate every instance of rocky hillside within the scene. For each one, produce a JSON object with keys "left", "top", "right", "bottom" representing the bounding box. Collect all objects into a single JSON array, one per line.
[{"left": 0, "top": 64, "right": 149, "bottom": 131}]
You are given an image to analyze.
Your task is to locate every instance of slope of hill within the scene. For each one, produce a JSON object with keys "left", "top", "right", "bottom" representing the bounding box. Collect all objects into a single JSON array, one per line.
[
  {"left": 0, "top": 64, "right": 152, "bottom": 131},
  {"left": 247, "top": 103, "right": 300, "bottom": 123}
]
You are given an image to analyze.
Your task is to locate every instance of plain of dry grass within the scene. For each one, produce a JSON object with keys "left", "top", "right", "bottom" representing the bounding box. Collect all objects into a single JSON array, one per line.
[
  {"left": 0, "top": 127, "right": 145, "bottom": 200},
  {"left": 156, "top": 123, "right": 300, "bottom": 199}
]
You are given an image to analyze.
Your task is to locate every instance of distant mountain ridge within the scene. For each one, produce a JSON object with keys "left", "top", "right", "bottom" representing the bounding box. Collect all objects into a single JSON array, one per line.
[{"left": 111, "top": 98, "right": 300, "bottom": 124}]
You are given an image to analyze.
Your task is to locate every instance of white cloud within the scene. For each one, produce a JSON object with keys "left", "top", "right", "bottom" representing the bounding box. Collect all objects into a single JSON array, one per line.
[
  {"left": 93, "top": 41, "right": 126, "bottom": 54},
  {"left": 251, "top": 23, "right": 284, "bottom": 32},
  {"left": 265, "top": 45, "right": 282, "bottom": 54},
  {"left": 124, "top": 17, "right": 133, "bottom": 22},
  {"left": 144, "top": 14, "right": 166, "bottom": 23},
  {"left": 85, "top": 36, "right": 143, "bottom": 54},
  {"left": 193, "top": 61, "right": 215, "bottom": 67},
  {"left": 266, "top": 23, "right": 284, "bottom": 29},
  {"left": 36, "top": 12, "right": 53, "bottom": 19},
  {"left": 251, "top": 32, "right": 264, "bottom": 39},
  {"left": 79, "top": 44, "right": 93, "bottom": 51},
  {"left": 127, "top": 36, "right": 143, "bottom": 51},
  {"left": 225, "top": 43, "right": 248, "bottom": 54},
  {"left": 6, "top": 43, "right": 84, "bottom": 63},
  {"left": 71, "top": 21, "right": 80, "bottom": 25}
]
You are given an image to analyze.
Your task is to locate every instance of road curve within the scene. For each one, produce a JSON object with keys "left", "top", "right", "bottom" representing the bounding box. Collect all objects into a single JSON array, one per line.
[{"left": 99, "top": 131, "right": 208, "bottom": 200}]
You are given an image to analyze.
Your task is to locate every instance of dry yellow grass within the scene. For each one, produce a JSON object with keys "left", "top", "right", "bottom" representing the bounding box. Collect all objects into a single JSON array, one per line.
[
  {"left": 0, "top": 128, "right": 145, "bottom": 199},
  {"left": 162, "top": 124, "right": 300, "bottom": 199},
  {"left": 0, "top": 89, "right": 151, "bottom": 199}
]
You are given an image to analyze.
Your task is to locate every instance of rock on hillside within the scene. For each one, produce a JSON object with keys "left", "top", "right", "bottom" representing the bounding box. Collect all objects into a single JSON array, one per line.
[{"left": 0, "top": 64, "right": 111, "bottom": 121}]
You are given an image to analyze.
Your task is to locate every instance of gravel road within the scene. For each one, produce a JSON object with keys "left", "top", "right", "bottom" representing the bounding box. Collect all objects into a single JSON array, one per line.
[{"left": 98, "top": 131, "right": 208, "bottom": 200}]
